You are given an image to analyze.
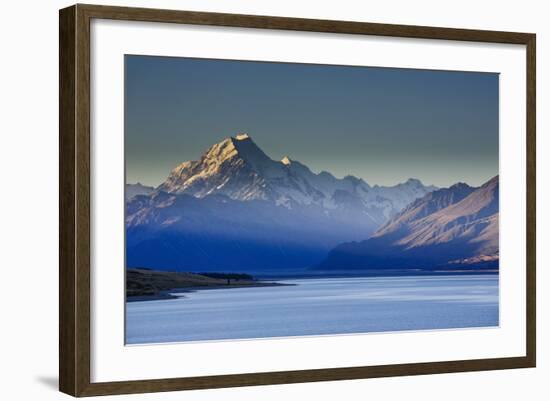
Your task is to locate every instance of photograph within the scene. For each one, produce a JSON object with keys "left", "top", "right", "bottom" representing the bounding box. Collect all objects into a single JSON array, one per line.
[{"left": 124, "top": 55, "right": 500, "bottom": 345}]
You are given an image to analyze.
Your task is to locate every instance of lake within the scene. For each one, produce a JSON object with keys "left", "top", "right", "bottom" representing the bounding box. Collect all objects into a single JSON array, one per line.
[{"left": 125, "top": 274, "right": 499, "bottom": 344}]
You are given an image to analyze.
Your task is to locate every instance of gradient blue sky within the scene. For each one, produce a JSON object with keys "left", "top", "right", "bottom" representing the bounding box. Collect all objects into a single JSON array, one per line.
[{"left": 125, "top": 55, "right": 498, "bottom": 188}]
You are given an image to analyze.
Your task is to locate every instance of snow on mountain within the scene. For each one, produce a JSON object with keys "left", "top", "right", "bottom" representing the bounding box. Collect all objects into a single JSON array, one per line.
[
  {"left": 318, "top": 176, "right": 499, "bottom": 271},
  {"left": 125, "top": 182, "right": 154, "bottom": 200},
  {"left": 374, "top": 182, "right": 476, "bottom": 237},
  {"left": 126, "top": 133, "right": 443, "bottom": 273},
  {"left": 157, "top": 133, "right": 437, "bottom": 224}
]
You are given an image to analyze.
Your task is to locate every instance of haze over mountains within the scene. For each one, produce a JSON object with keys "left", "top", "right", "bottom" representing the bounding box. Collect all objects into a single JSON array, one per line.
[
  {"left": 319, "top": 176, "right": 499, "bottom": 271},
  {"left": 125, "top": 182, "right": 154, "bottom": 200},
  {"left": 125, "top": 133, "right": 498, "bottom": 274}
]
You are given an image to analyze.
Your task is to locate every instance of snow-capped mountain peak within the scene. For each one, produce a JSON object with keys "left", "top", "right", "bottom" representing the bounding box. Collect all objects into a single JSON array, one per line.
[
  {"left": 228, "top": 134, "right": 273, "bottom": 172},
  {"left": 235, "top": 132, "right": 250, "bottom": 141}
]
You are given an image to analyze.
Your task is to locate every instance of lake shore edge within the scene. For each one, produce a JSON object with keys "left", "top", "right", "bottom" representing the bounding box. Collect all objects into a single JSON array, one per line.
[
  {"left": 126, "top": 268, "right": 292, "bottom": 301},
  {"left": 126, "top": 267, "right": 498, "bottom": 302},
  {"left": 127, "top": 281, "right": 293, "bottom": 302}
]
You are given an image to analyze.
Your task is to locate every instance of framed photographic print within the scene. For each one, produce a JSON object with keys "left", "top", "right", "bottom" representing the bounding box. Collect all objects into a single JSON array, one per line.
[{"left": 59, "top": 4, "right": 536, "bottom": 397}]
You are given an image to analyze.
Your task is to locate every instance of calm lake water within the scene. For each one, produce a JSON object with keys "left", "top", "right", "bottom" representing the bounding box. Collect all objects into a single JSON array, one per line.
[{"left": 125, "top": 275, "right": 499, "bottom": 344}]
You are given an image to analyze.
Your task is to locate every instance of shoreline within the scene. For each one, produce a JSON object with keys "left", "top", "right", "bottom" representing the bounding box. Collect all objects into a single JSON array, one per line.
[
  {"left": 127, "top": 280, "right": 291, "bottom": 302},
  {"left": 126, "top": 270, "right": 498, "bottom": 303}
]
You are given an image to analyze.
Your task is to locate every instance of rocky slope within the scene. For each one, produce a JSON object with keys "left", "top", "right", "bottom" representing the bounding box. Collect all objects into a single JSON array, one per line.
[{"left": 318, "top": 176, "right": 499, "bottom": 270}]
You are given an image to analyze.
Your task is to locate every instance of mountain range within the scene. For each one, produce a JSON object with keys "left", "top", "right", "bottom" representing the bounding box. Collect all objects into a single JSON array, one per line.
[
  {"left": 156, "top": 133, "right": 437, "bottom": 226},
  {"left": 125, "top": 133, "right": 441, "bottom": 273},
  {"left": 319, "top": 175, "right": 499, "bottom": 271}
]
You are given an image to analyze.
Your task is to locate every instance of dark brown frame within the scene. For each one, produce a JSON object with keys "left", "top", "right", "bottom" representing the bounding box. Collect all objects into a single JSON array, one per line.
[{"left": 59, "top": 3, "right": 536, "bottom": 397}]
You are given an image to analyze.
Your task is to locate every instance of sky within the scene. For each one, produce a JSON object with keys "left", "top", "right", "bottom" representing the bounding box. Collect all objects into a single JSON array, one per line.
[{"left": 125, "top": 55, "right": 499, "bottom": 188}]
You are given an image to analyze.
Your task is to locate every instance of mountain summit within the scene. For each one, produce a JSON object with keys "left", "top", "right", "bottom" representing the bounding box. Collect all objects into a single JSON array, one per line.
[{"left": 159, "top": 134, "right": 277, "bottom": 201}]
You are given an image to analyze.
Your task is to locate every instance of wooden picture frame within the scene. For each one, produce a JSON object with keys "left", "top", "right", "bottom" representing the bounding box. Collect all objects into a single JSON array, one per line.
[{"left": 59, "top": 3, "right": 536, "bottom": 397}]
